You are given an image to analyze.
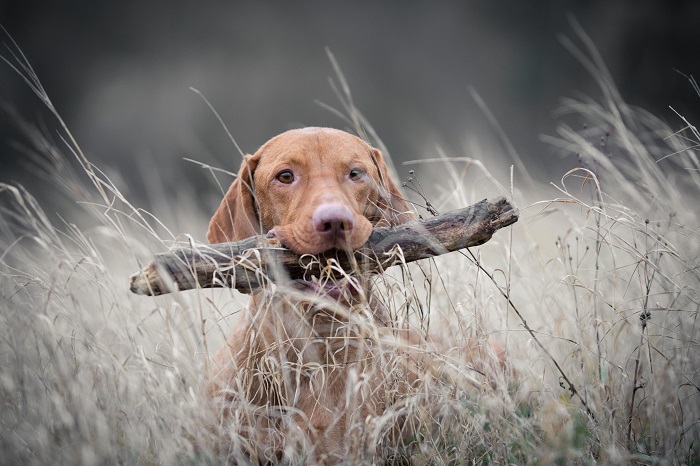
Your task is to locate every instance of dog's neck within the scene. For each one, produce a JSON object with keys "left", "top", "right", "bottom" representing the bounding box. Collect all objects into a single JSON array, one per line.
[
  {"left": 216, "top": 284, "right": 386, "bottom": 405},
  {"left": 248, "top": 279, "right": 391, "bottom": 341}
]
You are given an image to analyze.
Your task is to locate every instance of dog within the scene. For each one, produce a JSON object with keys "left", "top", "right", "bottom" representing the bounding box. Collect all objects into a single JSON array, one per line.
[{"left": 206, "top": 127, "right": 419, "bottom": 463}]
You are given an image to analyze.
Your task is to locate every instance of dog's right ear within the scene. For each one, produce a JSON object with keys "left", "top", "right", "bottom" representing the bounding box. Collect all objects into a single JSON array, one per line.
[
  {"left": 207, "top": 154, "right": 261, "bottom": 244},
  {"left": 370, "top": 148, "right": 416, "bottom": 226}
]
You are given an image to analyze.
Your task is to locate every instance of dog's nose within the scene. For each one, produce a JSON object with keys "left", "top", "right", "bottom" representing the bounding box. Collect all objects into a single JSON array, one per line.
[{"left": 312, "top": 203, "right": 355, "bottom": 240}]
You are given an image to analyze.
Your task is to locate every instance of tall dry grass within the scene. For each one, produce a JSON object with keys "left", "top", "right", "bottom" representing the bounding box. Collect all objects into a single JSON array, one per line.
[{"left": 1, "top": 31, "right": 699, "bottom": 465}]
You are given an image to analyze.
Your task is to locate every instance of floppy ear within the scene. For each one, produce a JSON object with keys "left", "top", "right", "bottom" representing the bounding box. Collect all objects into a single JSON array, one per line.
[
  {"left": 207, "top": 154, "right": 262, "bottom": 244},
  {"left": 370, "top": 148, "right": 416, "bottom": 226}
]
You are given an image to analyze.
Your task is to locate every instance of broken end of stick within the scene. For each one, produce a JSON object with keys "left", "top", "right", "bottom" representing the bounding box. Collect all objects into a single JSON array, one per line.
[
  {"left": 129, "top": 262, "right": 175, "bottom": 296},
  {"left": 129, "top": 263, "right": 155, "bottom": 295},
  {"left": 490, "top": 196, "right": 519, "bottom": 229}
]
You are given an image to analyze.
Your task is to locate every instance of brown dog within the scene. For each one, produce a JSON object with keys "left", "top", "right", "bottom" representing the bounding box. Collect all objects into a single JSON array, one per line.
[{"left": 206, "top": 128, "right": 417, "bottom": 463}]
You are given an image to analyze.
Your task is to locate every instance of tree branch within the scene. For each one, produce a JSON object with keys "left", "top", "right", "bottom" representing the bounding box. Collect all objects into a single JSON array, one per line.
[{"left": 129, "top": 196, "right": 518, "bottom": 296}]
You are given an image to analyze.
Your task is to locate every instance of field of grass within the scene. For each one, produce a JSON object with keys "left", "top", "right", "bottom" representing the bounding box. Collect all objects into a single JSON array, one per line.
[{"left": 1, "top": 33, "right": 699, "bottom": 465}]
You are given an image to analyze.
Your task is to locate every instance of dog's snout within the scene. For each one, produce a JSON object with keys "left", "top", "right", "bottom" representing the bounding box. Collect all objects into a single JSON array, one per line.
[
  {"left": 275, "top": 199, "right": 370, "bottom": 254},
  {"left": 312, "top": 204, "right": 355, "bottom": 239}
]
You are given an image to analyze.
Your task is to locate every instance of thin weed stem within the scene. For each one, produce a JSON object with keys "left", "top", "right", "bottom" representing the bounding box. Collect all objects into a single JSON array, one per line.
[{"left": 459, "top": 248, "right": 598, "bottom": 422}]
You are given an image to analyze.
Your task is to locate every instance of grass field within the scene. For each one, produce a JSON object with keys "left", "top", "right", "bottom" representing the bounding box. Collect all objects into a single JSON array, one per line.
[{"left": 1, "top": 33, "right": 699, "bottom": 465}]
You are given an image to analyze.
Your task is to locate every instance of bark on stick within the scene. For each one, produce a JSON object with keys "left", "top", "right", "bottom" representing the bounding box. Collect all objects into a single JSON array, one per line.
[{"left": 129, "top": 197, "right": 518, "bottom": 296}]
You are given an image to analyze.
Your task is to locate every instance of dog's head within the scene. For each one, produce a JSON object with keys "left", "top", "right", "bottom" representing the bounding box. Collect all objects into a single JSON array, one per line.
[{"left": 207, "top": 127, "right": 413, "bottom": 254}]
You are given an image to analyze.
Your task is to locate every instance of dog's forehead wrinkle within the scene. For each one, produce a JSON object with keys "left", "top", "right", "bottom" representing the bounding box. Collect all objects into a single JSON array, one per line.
[
  {"left": 261, "top": 127, "right": 369, "bottom": 155},
  {"left": 258, "top": 134, "right": 374, "bottom": 171}
]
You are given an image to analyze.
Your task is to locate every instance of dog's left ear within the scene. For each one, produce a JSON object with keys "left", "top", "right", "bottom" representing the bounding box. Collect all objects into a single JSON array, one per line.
[{"left": 370, "top": 148, "right": 416, "bottom": 225}]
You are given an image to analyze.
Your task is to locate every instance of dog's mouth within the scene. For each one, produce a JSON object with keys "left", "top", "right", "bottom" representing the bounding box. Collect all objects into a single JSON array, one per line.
[
  {"left": 266, "top": 227, "right": 366, "bottom": 301},
  {"left": 291, "top": 276, "right": 361, "bottom": 301},
  {"left": 270, "top": 218, "right": 372, "bottom": 256}
]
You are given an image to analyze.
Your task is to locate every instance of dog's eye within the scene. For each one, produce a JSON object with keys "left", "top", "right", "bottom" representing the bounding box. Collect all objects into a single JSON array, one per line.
[
  {"left": 276, "top": 170, "right": 294, "bottom": 184},
  {"left": 349, "top": 168, "right": 366, "bottom": 181}
]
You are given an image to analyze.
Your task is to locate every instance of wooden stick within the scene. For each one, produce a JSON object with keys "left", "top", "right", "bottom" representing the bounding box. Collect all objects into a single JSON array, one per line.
[{"left": 129, "top": 197, "right": 518, "bottom": 296}]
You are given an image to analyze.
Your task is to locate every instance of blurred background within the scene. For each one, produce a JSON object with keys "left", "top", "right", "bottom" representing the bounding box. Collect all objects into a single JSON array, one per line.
[{"left": 1, "top": 1, "right": 698, "bottom": 234}]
